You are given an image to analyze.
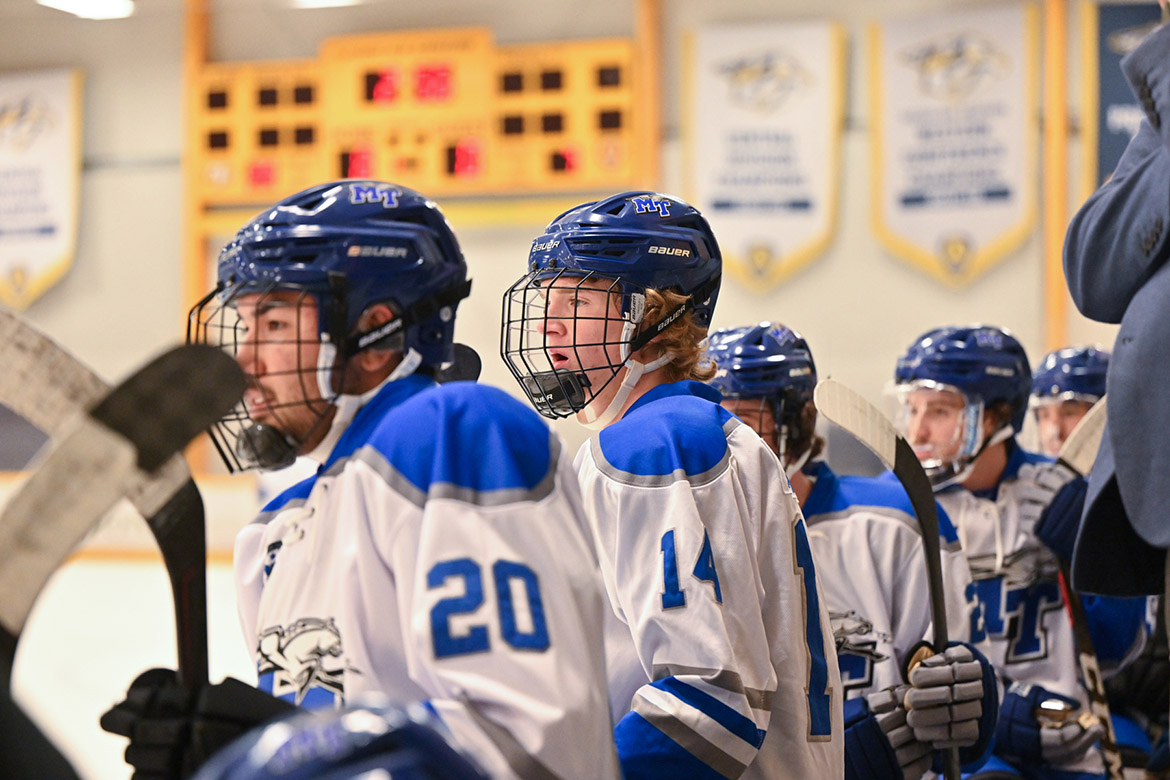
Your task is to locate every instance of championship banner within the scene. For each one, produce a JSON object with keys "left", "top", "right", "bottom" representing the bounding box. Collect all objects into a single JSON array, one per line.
[
  {"left": 684, "top": 21, "right": 845, "bottom": 291},
  {"left": 1080, "top": 2, "right": 1163, "bottom": 197},
  {"left": 869, "top": 4, "right": 1038, "bottom": 287},
  {"left": 0, "top": 69, "right": 82, "bottom": 310}
]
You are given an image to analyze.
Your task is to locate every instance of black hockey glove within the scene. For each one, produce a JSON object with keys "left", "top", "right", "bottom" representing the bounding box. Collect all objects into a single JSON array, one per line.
[{"left": 100, "top": 668, "right": 295, "bottom": 780}]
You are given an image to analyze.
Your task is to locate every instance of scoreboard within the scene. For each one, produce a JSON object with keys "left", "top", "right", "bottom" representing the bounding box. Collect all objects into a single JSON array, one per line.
[{"left": 191, "top": 27, "right": 649, "bottom": 205}]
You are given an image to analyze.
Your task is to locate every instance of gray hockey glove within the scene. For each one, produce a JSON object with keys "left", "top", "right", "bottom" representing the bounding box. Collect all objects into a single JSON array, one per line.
[
  {"left": 1016, "top": 461, "right": 1078, "bottom": 533},
  {"left": 904, "top": 644, "right": 985, "bottom": 747},
  {"left": 868, "top": 684, "right": 933, "bottom": 780}
]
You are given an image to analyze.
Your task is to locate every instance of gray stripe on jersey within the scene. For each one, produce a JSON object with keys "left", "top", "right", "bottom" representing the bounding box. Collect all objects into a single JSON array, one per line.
[
  {"left": 804, "top": 505, "right": 964, "bottom": 553},
  {"left": 589, "top": 437, "right": 731, "bottom": 489},
  {"left": 460, "top": 694, "right": 567, "bottom": 780},
  {"left": 631, "top": 695, "right": 748, "bottom": 778},
  {"left": 651, "top": 664, "right": 774, "bottom": 711},
  {"left": 339, "top": 436, "right": 561, "bottom": 508},
  {"left": 252, "top": 498, "right": 306, "bottom": 526}
]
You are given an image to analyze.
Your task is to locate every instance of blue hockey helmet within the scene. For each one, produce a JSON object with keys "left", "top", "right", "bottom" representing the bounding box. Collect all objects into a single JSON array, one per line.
[
  {"left": 188, "top": 180, "right": 470, "bottom": 471},
  {"left": 894, "top": 325, "right": 1031, "bottom": 487},
  {"left": 895, "top": 324, "right": 1032, "bottom": 434},
  {"left": 1030, "top": 345, "right": 1109, "bottom": 404},
  {"left": 198, "top": 180, "right": 469, "bottom": 367},
  {"left": 706, "top": 322, "right": 817, "bottom": 431},
  {"left": 189, "top": 698, "right": 490, "bottom": 780},
  {"left": 501, "top": 191, "right": 722, "bottom": 422}
]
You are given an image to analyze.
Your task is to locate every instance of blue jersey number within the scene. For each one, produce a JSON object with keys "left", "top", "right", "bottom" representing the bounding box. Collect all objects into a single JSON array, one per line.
[
  {"left": 793, "top": 517, "right": 833, "bottom": 738},
  {"left": 428, "top": 558, "right": 550, "bottom": 659},
  {"left": 660, "top": 529, "right": 722, "bottom": 609},
  {"left": 661, "top": 523, "right": 832, "bottom": 739}
]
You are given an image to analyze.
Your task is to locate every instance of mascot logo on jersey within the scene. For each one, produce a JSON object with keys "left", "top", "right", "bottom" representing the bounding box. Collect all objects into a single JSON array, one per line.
[
  {"left": 831, "top": 610, "right": 889, "bottom": 694},
  {"left": 257, "top": 617, "right": 347, "bottom": 707},
  {"left": 900, "top": 33, "right": 1008, "bottom": 102},
  {"left": 716, "top": 50, "right": 813, "bottom": 114}
]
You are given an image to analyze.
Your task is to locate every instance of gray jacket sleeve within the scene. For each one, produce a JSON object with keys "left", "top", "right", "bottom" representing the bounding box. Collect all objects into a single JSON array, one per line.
[{"left": 1064, "top": 22, "right": 1170, "bottom": 322}]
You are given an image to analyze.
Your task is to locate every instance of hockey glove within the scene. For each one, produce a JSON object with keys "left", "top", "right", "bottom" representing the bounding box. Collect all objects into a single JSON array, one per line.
[
  {"left": 1016, "top": 462, "right": 1080, "bottom": 538},
  {"left": 865, "top": 684, "right": 933, "bottom": 780},
  {"left": 994, "top": 681, "right": 1104, "bottom": 766},
  {"left": 100, "top": 667, "right": 295, "bottom": 780},
  {"left": 904, "top": 642, "right": 998, "bottom": 762}
]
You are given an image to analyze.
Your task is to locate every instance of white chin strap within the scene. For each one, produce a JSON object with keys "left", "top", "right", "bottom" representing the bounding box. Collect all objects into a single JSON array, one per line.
[
  {"left": 934, "top": 423, "right": 1016, "bottom": 490},
  {"left": 579, "top": 352, "right": 673, "bottom": 432},
  {"left": 304, "top": 344, "right": 423, "bottom": 463},
  {"left": 579, "top": 298, "right": 674, "bottom": 432},
  {"left": 784, "top": 445, "right": 813, "bottom": 478}
]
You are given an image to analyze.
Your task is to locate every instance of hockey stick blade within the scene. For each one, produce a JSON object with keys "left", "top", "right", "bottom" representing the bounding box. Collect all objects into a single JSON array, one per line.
[
  {"left": 814, "top": 378, "right": 960, "bottom": 780},
  {"left": 1058, "top": 397, "right": 1107, "bottom": 478},
  {"left": 0, "top": 344, "right": 244, "bottom": 683},
  {"left": 0, "top": 312, "right": 224, "bottom": 687},
  {"left": 1054, "top": 398, "right": 1123, "bottom": 780}
]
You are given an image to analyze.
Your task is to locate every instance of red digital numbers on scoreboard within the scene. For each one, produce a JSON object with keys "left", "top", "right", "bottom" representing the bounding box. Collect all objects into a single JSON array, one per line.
[
  {"left": 365, "top": 69, "right": 399, "bottom": 104},
  {"left": 414, "top": 64, "right": 452, "bottom": 102},
  {"left": 447, "top": 139, "right": 481, "bottom": 177}
]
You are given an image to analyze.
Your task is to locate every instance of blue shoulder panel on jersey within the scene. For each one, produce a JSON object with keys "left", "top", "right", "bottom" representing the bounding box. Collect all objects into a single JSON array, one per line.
[
  {"left": 1001, "top": 440, "right": 1052, "bottom": 481},
  {"left": 364, "top": 381, "right": 557, "bottom": 505},
  {"left": 594, "top": 381, "right": 735, "bottom": 485},
  {"left": 614, "top": 711, "right": 735, "bottom": 780},
  {"left": 808, "top": 463, "right": 960, "bottom": 544},
  {"left": 258, "top": 473, "right": 316, "bottom": 515}
]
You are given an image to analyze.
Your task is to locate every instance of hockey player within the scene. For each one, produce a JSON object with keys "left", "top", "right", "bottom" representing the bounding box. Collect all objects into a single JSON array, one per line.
[
  {"left": 705, "top": 322, "right": 998, "bottom": 780},
  {"left": 500, "top": 192, "right": 844, "bottom": 779},
  {"left": 101, "top": 180, "right": 619, "bottom": 780},
  {"left": 1029, "top": 346, "right": 1109, "bottom": 456},
  {"left": 893, "top": 324, "right": 1152, "bottom": 780}
]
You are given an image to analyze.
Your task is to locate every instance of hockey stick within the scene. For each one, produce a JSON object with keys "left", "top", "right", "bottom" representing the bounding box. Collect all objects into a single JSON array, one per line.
[
  {"left": 1051, "top": 399, "right": 1124, "bottom": 780},
  {"left": 0, "top": 319, "right": 243, "bottom": 689},
  {"left": 813, "top": 378, "right": 960, "bottom": 780}
]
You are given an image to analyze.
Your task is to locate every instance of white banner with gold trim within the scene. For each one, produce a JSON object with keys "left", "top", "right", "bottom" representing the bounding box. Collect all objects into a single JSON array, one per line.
[
  {"left": 685, "top": 21, "right": 844, "bottom": 291},
  {"left": 0, "top": 69, "right": 82, "bottom": 309},
  {"left": 870, "top": 4, "right": 1037, "bottom": 287}
]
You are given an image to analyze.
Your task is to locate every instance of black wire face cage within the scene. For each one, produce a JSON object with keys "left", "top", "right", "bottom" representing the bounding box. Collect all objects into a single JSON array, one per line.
[
  {"left": 188, "top": 281, "right": 336, "bottom": 472},
  {"left": 501, "top": 268, "right": 634, "bottom": 420}
]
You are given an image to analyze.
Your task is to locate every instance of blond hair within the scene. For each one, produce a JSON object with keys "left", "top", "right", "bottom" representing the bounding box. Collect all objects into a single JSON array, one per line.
[{"left": 637, "top": 288, "right": 715, "bottom": 383}]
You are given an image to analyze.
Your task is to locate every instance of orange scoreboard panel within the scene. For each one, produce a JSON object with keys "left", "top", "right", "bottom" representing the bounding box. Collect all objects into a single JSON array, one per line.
[
  {"left": 191, "top": 27, "right": 647, "bottom": 205},
  {"left": 194, "top": 60, "right": 327, "bottom": 205}
]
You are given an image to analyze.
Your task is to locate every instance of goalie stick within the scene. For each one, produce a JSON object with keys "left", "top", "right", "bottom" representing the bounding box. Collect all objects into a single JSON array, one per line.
[
  {"left": 813, "top": 378, "right": 960, "bottom": 780},
  {"left": 1051, "top": 399, "right": 1124, "bottom": 780},
  {"left": 0, "top": 317, "right": 244, "bottom": 690}
]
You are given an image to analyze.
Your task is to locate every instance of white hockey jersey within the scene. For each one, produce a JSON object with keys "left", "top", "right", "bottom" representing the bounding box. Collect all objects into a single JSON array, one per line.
[
  {"left": 803, "top": 461, "right": 985, "bottom": 701},
  {"left": 234, "top": 375, "right": 619, "bottom": 780},
  {"left": 574, "top": 381, "right": 844, "bottom": 780},
  {"left": 935, "top": 442, "right": 1150, "bottom": 775}
]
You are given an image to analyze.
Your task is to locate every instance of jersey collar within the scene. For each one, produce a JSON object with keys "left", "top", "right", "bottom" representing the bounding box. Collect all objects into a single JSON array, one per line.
[{"left": 621, "top": 380, "right": 722, "bottom": 419}]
